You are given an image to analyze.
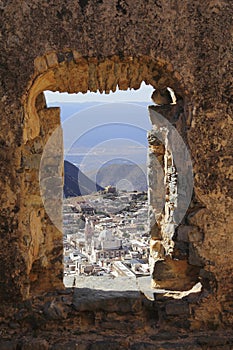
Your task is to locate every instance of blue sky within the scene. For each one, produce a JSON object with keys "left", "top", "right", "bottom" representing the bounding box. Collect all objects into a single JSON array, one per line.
[
  {"left": 44, "top": 82, "right": 154, "bottom": 103},
  {"left": 44, "top": 83, "right": 154, "bottom": 174}
]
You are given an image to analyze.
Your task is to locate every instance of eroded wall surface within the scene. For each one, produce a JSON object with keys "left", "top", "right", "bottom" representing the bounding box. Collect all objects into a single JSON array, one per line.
[{"left": 0, "top": 0, "right": 232, "bottom": 331}]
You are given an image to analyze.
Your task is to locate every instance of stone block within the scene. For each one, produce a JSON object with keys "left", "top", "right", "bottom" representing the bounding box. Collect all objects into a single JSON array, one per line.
[
  {"left": 165, "top": 300, "right": 190, "bottom": 316},
  {"left": 34, "top": 56, "right": 48, "bottom": 73},
  {"left": 176, "top": 225, "right": 203, "bottom": 243},
  {"left": 152, "top": 258, "right": 200, "bottom": 291},
  {"left": 43, "top": 300, "right": 67, "bottom": 320},
  {"left": 88, "top": 62, "right": 98, "bottom": 91},
  {"left": 23, "top": 154, "right": 41, "bottom": 170},
  {"left": 196, "top": 335, "right": 233, "bottom": 347},
  {"left": 150, "top": 222, "right": 163, "bottom": 240},
  {"left": 72, "top": 288, "right": 141, "bottom": 314},
  {"left": 45, "top": 52, "right": 58, "bottom": 68},
  {"left": 38, "top": 108, "right": 61, "bottom": 130},
  {"left": 51, "top": 341, "right": 86, "bottom": 350},
  {"left": 89, "top": 342, "right": 123, "bottom": 350},
  {"left": 0, "top": 341, "right": 18, "bottom": 350},
  {"left": 150, "top": 239, "right": 165, "bottom": 259},
  {"left": 130, "top": 344, "right": 159, "bottom": 350},
  {"left": 176, "top": 225, "right": 191, "bottom": 242},
  {"left": 73, "top": 50, "right": 83, "bottom": 62},
  {"left": 173, "top": 241, "right": 189, "bottom": 259},
  {"left": 188, "top": 228, "right": 204, "bottom": 243},
  {"left": 189, "top": 243, "right": 203, "bottom": 267},
  {"left": 199, "top": 269, "right": 217, "bottom": 291},
  {"left": 21, "top": 339, "right": 49, "bottom": 350}
]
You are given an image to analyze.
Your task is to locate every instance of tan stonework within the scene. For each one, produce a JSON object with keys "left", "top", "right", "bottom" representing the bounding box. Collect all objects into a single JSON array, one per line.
[{"left": 0, "top": 1, "right": 232, "bottom": 343}]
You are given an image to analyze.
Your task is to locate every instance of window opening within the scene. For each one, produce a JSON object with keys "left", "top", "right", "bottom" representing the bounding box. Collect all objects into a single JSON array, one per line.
[{"left": 44, "top": 83, "right": 155, "bottom": 297}]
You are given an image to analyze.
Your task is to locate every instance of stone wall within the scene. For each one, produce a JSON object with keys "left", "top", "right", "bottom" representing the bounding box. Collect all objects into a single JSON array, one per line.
[
  {"left": 148, "top": 102, "right": 202, "bottom": 292},
  {"left": 0, "top": 0, "right": 232, "bottom": 335}
]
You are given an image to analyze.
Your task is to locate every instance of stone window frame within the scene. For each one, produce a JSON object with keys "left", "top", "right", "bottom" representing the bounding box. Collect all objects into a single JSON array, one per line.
[{"left": 21, "top": 50, "right": 203, "bottom": 299}]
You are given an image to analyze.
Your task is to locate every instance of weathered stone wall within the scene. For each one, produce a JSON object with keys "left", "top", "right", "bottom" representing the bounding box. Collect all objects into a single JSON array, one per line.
[
  {"left": 0, "top": 0, "right": 232, "bottom": 334},
  {"left": 148, "top": 102, "right": 202, "bottom": 292},
  {"left": 21, "top": 54, "right": 182, "bottom": 300}
]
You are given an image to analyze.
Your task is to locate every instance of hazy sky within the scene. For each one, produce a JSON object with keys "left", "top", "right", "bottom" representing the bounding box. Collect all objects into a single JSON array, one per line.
[
  {"left": 44, "top": 82, "right": 154, "bottom": 103},
  {"left": 44, "top": 83, "right": 154, "bottom": 175}
]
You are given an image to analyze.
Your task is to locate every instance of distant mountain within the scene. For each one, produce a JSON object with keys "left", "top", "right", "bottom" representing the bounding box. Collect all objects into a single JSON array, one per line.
[
  {"left": 95, "top": 163, "right": 148, "bottom": 192},
  {"left": 47, "top": 101, "right": 151, "bottom": 194},
  {"left": 64, "top": 160, "right": 104, "bottom": 197}
]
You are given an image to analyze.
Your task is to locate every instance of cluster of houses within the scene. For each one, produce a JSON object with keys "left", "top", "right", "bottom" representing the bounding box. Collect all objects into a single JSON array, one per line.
[{"left": 63, "top": 189, "right": 150, "bottom": 280}]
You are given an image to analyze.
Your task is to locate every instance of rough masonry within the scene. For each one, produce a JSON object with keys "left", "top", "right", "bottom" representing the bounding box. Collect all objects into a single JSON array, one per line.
[{"left": 0, "top": 0, "right": 232, "bottom": 347}]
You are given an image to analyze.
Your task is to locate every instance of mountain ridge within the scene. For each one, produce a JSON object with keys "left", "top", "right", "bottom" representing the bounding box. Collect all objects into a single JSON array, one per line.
[
  {"left": 94, "top": 162, "right": 148, "bottom": 192},
  {"left": 64, "top": 160, "right": 104, "bottom": 197}
]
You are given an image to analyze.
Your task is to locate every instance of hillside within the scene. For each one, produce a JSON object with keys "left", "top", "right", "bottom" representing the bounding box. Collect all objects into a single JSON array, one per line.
[
  {"left": 64, "top": 160, "right": 104, "bottom": 197},
  {"left": 95, "top": 163, "right": 148, "bottom": 192}
]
